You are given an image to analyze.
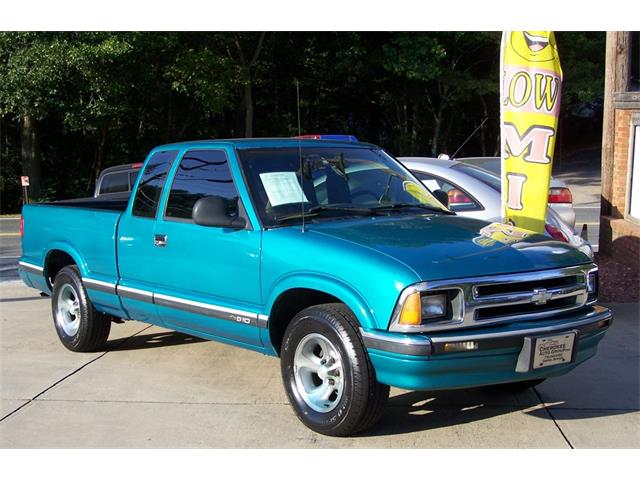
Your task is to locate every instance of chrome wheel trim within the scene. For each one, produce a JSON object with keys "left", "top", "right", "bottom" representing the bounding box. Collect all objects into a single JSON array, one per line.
[
  {"left": 55, "top": 283, "right": 81, "bottom": 337},
  {"left": 293, "top": 333, "right": 345, "bottom": 413}
]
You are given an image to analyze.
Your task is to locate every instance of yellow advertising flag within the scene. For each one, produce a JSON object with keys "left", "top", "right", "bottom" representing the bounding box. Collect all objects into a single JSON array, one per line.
[{"left": 500, "top": 31, "right": 563, "bottom": 233}]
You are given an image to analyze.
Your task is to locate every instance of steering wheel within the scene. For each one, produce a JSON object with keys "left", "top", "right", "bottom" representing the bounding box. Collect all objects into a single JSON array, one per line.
[{"left": 351, "top": 190, "right": 380, "bottom": 202}]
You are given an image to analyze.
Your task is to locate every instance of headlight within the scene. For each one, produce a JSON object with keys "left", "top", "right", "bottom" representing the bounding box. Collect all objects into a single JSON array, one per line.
[
  {"left": 421, "top": 293, "right": 448, "bottom": 319},
  {"left": 390, "top": 287, "right": 460, "bottom": 332}
]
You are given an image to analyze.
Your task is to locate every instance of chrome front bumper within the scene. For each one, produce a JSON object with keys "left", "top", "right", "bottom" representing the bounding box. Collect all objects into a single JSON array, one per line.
[{"left": 361, "top": 305, "right": 612, "bottom": 357}]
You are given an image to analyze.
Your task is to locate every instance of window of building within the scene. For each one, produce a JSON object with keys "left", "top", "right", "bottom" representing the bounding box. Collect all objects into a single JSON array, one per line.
[
  {"left": 628, "top": 123, "right": 640, "bottom": 222},
  {"left": 630, "top": 31, "right": 639, "bottom": 91}
]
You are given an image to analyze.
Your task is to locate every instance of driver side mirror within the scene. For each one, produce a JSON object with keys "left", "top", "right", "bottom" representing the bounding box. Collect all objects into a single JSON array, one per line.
[
  {"left": 432, "top": 189, "right": 449, "bottom": 208},
  {"left": 192, "top": 196, "right": 246, "bottom": 229}
]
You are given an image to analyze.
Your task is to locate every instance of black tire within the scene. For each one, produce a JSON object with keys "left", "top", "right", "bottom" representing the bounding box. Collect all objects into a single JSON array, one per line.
[
  {"left": 51, "top": 265, "right": 111, "bottom": 352},
  {"left": 280, "top": 303, "right": 389, "bottom": 436},
  {"left": 493, "top": 378, "right": 545, "bottom": 391}
]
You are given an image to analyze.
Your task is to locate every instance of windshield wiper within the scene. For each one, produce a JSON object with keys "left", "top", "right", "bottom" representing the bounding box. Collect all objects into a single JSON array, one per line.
[
  {"left": 372, "top": 203, "right": 453, "bottom": 214},
  {"left": 273, "top": 205, "right": 380, "bottom": 224}
]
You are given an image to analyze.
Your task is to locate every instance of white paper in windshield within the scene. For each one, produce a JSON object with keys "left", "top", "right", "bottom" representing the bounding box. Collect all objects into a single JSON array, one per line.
[
  {"left": 422, "top": 179, "right": 440, "bottom": 192},
  {"left": 259, "top": 172, "right": 309, "bottom": 207}
]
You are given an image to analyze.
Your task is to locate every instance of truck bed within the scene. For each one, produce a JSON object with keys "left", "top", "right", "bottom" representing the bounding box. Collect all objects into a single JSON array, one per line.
[
  {"left": 43, "top": 192, "right": 130, "bottom": 212},
  {"left": 21, "top": 194, "right": 127, "bottom": 288}
]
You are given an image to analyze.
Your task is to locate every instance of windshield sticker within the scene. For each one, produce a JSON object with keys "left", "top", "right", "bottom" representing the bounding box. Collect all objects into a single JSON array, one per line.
[
  {"left": 402, "top": 181, "right": 440, "bottom": 207},
  {"left": 259, "top": 171, "right": 309, "bottom": 207},
  {"left": 422, "top": 179, "right": 440, "bottom": 192}
]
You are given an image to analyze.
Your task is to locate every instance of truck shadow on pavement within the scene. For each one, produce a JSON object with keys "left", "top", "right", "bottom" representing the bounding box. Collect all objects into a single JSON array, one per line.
[
  {"left": 0, "top": 295, "right": 48, "bottom": 303},
  {"left": 360, "top": 381, "right": 638, "bottom": 437},
  {"left": 361, "top": 387, "right": 544, "bottom": 436},
  {"left": 359, "top": 304, "right": 639, "bottom": 437},
  {"left": 105, "top": 330, "right": 207, "bottom": 351}
]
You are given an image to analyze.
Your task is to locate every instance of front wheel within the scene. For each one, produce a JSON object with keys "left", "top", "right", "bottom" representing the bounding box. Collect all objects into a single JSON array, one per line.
[
  {"left": 51, "top": 265, "right": 111, "bottom": 352},
  {"left": 280, "top": 303, "right": 389, "bottom": 436}
]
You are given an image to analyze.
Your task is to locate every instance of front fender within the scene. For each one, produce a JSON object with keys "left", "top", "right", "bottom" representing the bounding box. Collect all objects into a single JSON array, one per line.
[{"left": 264, "top": 271, "right": 378, "bottom": 329}]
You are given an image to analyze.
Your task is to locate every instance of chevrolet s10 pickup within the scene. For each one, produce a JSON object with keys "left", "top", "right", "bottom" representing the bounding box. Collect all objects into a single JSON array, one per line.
[{"left": 19, "top": 138, "right": 611, "bottom": 436}]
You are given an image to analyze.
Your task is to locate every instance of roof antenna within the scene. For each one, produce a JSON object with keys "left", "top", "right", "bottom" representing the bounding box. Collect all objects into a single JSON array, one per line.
[
  {"left": 450, "top": 117, "right": 488, "bottom": 159},
  {"left": 295, "top": 79, "right": 306, "bottom": 233}
]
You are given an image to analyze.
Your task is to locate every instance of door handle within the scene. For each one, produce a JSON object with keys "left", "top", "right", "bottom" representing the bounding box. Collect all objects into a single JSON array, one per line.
[{"left": 154, "top": 234, "right": 168, "bottom": 247}]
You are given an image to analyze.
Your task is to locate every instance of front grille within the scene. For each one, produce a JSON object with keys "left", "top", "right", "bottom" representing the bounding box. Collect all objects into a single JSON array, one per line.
[
  {"left": 475, "top": 296, "right": 577, "bottom": 320},
  {"left": 471, "top": 269, "right": 588, "bottom": 324},
  {"left": 408, "top": 264, "right": 596, "bottom": 333},
  {"left": 475, "top": 275, "right": 579, "bottom": 297}
]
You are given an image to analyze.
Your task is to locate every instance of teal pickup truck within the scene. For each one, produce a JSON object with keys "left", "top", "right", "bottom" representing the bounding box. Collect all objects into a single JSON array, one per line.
[{"left": 19, "top": 138, "right": 611, "bottom": 436}]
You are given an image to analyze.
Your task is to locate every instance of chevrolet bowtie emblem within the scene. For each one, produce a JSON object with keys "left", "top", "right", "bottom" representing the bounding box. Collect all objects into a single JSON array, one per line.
[{"left": 531, "top": 288, "right": 553, "bottom": 305}]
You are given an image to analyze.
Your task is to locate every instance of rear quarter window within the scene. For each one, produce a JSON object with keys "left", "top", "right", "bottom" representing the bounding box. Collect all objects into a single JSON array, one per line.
[{"left": 132, "top": 150, "right": 178, "bottom": 218}]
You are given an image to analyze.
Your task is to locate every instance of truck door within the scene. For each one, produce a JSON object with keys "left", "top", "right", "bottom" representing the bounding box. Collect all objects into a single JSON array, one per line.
[
  {"left": 117, "top": 149, "right": 179, "bottom": 324},
  {"left": 152, "top": 148, "right": 262, "bottom": 347}
]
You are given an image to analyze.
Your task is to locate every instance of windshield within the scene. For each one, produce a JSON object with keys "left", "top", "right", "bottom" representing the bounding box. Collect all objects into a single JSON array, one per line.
[
  {"left": 451, "top": 163, "right": 502, "bottom": 192},
  {"left": 238, "top": 147, "right": 449, "bottom": 227},
  {"left": 459, "top": 157, "right": 500, "bottom": 175}
]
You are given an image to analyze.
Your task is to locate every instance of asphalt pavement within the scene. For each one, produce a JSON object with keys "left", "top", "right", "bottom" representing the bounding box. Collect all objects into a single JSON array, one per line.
[
  {"left": 553, "top": 148, "right": 602, "bottom": 250},
  {"left": 0, "top": 218, "right": 21, "bottom": 282},
  {"left": 0, "top": 282, "right": 637, "bottom": 448}
]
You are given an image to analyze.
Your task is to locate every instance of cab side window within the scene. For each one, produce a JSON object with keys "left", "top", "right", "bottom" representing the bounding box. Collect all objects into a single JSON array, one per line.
[
  {"left": 132, "top": 150, "right": 178, "bottom": 218},
  {"left": 165, "top": 149, "right": 239, "bottom": 220}
]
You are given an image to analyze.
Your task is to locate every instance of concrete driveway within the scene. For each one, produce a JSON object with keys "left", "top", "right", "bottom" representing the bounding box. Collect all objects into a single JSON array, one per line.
[{"left": 0, "top": 282, "right": 638, "bottom": 448}]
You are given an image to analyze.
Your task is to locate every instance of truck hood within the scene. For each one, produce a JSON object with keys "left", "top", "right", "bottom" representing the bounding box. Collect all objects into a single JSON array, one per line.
[{"left": 309, "top": 214, "right": 591, "bottom": 281}]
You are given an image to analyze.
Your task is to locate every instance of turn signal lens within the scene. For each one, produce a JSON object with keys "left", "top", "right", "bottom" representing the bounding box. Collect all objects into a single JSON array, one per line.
[
  {"left": 398, "top": 291, "right": 422, "bottom": 325},
  {"left": 545, "top": 224, "right": 569, "bottom": 242},
  {"left": 443, "top": 341, "right": 479, "bottom": 353},
  {"left": 548, "top": 187, "right": 573, "bottom": 204}
]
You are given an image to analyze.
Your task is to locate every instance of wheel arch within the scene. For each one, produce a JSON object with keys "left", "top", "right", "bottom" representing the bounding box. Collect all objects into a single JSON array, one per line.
[
  {"left": 44, "top": 244, "right": 87, "bottom": 288},
  {"left": 264, "top": 273, "right": 377, "bottom": 355}
]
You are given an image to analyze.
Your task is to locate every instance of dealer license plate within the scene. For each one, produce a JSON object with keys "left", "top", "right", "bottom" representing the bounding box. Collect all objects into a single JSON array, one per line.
[{"left": 532, "top": 332, "right": 576, "bottom": 370}]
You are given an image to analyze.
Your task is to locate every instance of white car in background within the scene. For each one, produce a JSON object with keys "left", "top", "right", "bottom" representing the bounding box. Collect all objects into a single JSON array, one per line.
[
  {"left": 399, "top": 156, "right": 593, "bottom": 259},
  {"left": 455, "top": 156, "right": 576, "bottom": 230}
]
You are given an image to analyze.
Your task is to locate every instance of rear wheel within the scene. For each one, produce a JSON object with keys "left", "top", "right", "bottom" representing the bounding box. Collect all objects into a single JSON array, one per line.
[
  {"left": 51, "top": 265, "right": 111, "bottom": 352},
  {"left": 280, "top": 303, "right": 389, "bottom": 436}
]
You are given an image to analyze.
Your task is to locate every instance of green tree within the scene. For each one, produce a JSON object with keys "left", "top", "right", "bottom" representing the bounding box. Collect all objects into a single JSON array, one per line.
[
  {"left": 60, "top": 33, "right": 136, "bottom": 186},
  {"left": 0, "top": 32, "right": 606, "bottom": 213},
  {"left": 0, "top": 32, "right": 74, "bottom": 198},
  {"left": 382, "top": 32, "right": 500, "bottom": 155}
]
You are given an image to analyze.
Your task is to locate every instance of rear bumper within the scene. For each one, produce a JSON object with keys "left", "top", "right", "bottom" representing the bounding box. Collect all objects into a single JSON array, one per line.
[
  {"left": 361, "top": 305, "right": 612, "bottom": 390},
  {"left": 18, "top": 260, "right": 49, "bottom": 292}
]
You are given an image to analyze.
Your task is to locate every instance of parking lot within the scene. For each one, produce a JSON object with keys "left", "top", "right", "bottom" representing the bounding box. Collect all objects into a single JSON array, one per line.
[{"left": 0, "top": 281, "right": 637, "bottom": 448}]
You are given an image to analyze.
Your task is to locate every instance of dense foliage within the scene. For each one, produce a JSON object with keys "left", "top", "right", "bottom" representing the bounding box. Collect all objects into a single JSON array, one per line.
[{"left": 0, "top": 32, "right": 604, "bottom": 212}]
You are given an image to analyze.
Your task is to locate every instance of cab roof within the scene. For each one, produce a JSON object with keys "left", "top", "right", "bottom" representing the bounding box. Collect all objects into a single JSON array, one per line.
[{"left": 153, "top": 137, "right": 379, "bottom": 151}]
